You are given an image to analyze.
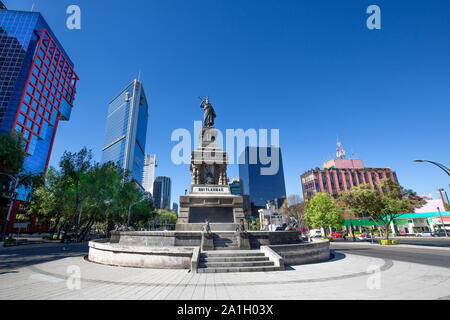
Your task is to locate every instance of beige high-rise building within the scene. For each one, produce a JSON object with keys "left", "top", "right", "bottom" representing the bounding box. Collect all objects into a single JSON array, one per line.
[{"left": 142, "top": 154, "right": 157, "bottom": 195}]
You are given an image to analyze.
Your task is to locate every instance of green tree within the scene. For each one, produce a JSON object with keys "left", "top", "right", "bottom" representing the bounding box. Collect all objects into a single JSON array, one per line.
[
  {"left": 0, "top": 132, "right": 27, "bottom": 217},
  {"left": 129, "top": 197, "right": 155, "bottom": 229},
  {"left": 155, "top": 209, "right": 178, "bottom": 225},
  {"left": 304, "top": 193, "right": 343, "bottom": 235},
  {"left": 339, "top": 179, "right": 425, "bottom": 240},
  {"left": 445, "top": 203, "right": 450, "bottom": 212},
  {"left": 28, "top": 168, "right": 67, "bottom": 237},
  {"left": 0, "top": 132, "right": 26, "bottom": 175}
]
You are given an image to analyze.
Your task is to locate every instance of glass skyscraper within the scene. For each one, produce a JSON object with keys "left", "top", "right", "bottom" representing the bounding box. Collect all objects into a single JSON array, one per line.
[
  {"left": 102, "top": 79, "right": 148, "bottom": 188},
  {"left": 153, "top": 176, "right": 171, "bottom": 210},
  {"left": 239, "top": 146, "right": 287, "bottom": 215},
  {"left": 0, "top": 7, "right": 78, "bottom": 191}
]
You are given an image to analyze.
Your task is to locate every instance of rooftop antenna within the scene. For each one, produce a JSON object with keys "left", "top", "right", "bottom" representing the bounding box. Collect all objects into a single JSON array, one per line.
[
  {"left": 336, "top": 137, "right": 346, "bottom": 159},
  {"left": 137, "top": 70, "right": 141, "bottom": 82},
  {"left": 30, "top": 3, "right": 35, "bottom": 11}
]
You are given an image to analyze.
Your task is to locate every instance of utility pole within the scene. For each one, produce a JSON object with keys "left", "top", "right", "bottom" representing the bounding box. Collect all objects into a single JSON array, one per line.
[
  {"left": 0, "top": 173, "right": 20, "bottom": 244},
  {"left": 437, "top": 207, "right": 448, "bottom": 237}
]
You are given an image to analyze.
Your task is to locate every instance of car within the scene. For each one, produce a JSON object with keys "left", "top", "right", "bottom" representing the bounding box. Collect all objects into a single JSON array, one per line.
[
  {"left": 433, "top": 230, "right": 449, "bottom": 237},
  {"left": 357, "top": 234, "right": 374, "bottom": 240},
  {"left": 331, "top": 232, "right": 344, "bottom": 238},
  {"left": 308, "top": 229, "right": 322, "bottom": 238},
  {"left": 416, "top": 231, "right": 433, "bottom": 237}
]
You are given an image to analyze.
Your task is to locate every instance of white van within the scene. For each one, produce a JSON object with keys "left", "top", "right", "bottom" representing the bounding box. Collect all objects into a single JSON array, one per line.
[{"left": 309, "top": 229, "right": 322, "bottom": 238}]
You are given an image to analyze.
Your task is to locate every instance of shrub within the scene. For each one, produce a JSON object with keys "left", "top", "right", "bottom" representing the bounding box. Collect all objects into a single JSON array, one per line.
[{"left": 379, "top": 240, "right": 398, "bottom": 245}]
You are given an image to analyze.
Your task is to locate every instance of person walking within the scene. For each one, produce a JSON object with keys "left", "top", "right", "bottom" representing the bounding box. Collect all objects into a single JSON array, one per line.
[{"left": 62, "top": 235, "right": 70, "bottom": 251}]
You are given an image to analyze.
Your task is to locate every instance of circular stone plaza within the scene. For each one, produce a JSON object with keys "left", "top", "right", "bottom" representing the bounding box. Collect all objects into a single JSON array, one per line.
[{"left": 0, "top": 241, "right": 449, "bottom": 300}]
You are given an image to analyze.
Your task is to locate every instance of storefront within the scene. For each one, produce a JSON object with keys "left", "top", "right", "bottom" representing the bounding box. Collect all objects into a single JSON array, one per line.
[{"left": 342, "top": 212, "right": 450, "bottom": 235}]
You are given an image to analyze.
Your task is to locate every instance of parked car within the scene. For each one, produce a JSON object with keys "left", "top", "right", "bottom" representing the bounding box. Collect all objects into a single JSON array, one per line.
[
  {"left": 416, "top": 231, "right": 433, "bottom": 237},
  {"left": 331, "top": 232, "right": 344, "bottom": 238},
  {"left": 357, "top": 234, "right": 374, "bottom": 240},
  {"left": 433, "top": 230, "right": 449, "bottom": 237},
  {"left": 309, "top": 229, "right": 322, "bottom": 238}
]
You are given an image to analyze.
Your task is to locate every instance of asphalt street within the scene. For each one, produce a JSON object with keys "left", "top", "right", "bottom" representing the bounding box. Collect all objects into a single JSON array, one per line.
[
  {"left": 331, "top": 242, "right": 450, "bottom": 268},
  {"left": 0, "top": 243, "right": 88, "bottom": 273}
]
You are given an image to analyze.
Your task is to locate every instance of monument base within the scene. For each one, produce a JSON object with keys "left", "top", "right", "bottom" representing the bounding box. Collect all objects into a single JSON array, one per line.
[
  {"left": 177, "top": 186, "right": 246, "bottom": 231},
  {"left": 175, "top": 223, "right": 238, "bottom": 232}
]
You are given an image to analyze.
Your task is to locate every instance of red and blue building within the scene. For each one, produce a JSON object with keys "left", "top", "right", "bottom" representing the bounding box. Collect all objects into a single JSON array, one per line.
[{"left": 0, "top": 6, "right": 78, "bottom": 232}]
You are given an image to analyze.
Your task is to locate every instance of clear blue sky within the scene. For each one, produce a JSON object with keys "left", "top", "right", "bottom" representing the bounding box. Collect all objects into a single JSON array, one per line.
[{"left": 9, "top": 0, "right": 450, "bottom": 204}]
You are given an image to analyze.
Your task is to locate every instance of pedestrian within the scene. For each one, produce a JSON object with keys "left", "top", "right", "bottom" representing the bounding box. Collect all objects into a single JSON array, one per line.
[{"left": 62, "top": 235, "right": 70, "bottom": 251}]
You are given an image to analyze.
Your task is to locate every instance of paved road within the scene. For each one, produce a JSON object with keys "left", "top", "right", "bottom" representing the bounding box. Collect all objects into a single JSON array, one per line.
[
  {"left": 0, "top": 243, "right": 88, "bottom": 273},
  {"left": 334, "top": 237, "right": 450, "bottom": 248},
  {"left": 331, "top": 242, "right": 450, "bottom": 268},
  {"left": 393, "top": 237, "right": 450, "bottom": 248}
]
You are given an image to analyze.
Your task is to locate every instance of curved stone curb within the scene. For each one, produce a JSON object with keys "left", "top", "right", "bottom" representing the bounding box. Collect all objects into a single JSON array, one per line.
[{"left": 26, "top": 255, "right": 394, "bottom": 288}]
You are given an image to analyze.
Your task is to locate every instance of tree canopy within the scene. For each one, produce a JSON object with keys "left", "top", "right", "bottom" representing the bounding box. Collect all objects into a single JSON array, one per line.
[
  {"left": 27, "top": 148, "right": 173, "bottom": 241},
  {"left": 339, "top": 179, "right": 425, "bottom": 239},
  {"left": 304, "top": 193, "right": 343, "bottom": 233}
]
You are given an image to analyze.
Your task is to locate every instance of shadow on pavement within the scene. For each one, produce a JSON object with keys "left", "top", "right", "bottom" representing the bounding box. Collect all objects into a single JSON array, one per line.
[
  {"left": 0, "top": 243, "right": 89, "bottom": 271},
  {"left": 285, "top": 251, "right": 347, "bottom": 271}
]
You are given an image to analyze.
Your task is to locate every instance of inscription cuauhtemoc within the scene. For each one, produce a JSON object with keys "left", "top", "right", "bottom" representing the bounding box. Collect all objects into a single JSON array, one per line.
[{"left": 176, "top": 97, "right": 245, "bottom": 232}]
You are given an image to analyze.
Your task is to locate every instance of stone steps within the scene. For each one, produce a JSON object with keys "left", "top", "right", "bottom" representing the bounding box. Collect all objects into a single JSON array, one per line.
[
  {"left": 197, "top": 250, "right": 278, "bottom": 273},
  {"left": 204, "top": 251, "right": 265, "bottom": 257},
  {"left": 197, "top": 265, "right": 279, "bottom": 274},
  {"left": 199, "top": 261, "right": 274, "bottom": 268},
  {"left": 203, "top": 256, "right": 270, "bottom": 263},
  {"left": 213, "top": 235, "right": 239, "bottom": 250}
]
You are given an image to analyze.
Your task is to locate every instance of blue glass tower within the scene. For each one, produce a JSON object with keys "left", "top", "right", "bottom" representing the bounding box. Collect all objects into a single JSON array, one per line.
[
  {"left": 153, "top": 176, "right": 171, "bottom": 210},
  {"left": 239, "top": 146, "right": 287, "bottom": 215},
  {"left": 0, "top": 8, "right": 78, "bottom": 195},
  {"left": 102, "top": 79, "right": 149, "bottom": 187}
]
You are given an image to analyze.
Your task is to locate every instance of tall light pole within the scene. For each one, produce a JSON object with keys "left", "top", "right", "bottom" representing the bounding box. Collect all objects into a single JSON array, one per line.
[
  {"left": 436, "top": 207, "right": 448, "bottom": 237},
  {"left": 413, "top": 160, "right": 450, "bottom": 177},
  {"left": 414, "top": 160, "right": 449, "bottom": 236},
  {"left": 0, "top": 173, "right": 20, "bottom": 244}
]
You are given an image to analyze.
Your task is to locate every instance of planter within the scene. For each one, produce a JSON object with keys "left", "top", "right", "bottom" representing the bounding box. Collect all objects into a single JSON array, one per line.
[{"left": 379, "top": 240, "right": 398, "bottom": 246}]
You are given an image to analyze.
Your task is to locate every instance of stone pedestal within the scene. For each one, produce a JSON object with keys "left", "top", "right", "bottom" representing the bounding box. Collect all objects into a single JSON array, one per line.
[
  {"left": 176, "top": 127, "right": 246, "bottom": 232},
  {"left": 176, "top": 185, "right": 246, "bottom": 231}
]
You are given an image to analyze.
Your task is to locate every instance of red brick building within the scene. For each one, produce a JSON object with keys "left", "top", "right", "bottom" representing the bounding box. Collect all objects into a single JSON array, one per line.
[{"left": 301, "top": 158, "right": 398, "bottom": 201}]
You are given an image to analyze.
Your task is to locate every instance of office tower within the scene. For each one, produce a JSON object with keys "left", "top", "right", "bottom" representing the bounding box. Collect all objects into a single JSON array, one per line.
[
  {"left": 239, "top": 146, "right": 287, "bottom": 216},
  {"left": 0, "top": 5, "right": 78, "bottom": 240},
  {"left": 172, "top": 203, "right": 179, "bottom": 215},
  {"left": 153, "top": 176, "right": 171, "bottom": 210},
  {"left": 301, "top": 143, "right": 398, "bottom": 201},
  {"left": 229, "top": 178, "right": 243, "bottom": 196},
  {"left": 142, "top": 154, "right": 157, "bottom": 195},
  {"left": 102, "top": 79, "right": 148, "bottom": 187},
  {"left": 0, "top": 8, "right": 79, "bottom": 177}
]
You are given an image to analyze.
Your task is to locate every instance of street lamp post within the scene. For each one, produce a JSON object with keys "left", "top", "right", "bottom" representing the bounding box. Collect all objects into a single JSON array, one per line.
[
  {"left": 414, "top": 160, "right": 449, "bottom": 237},
  {"left": 436, "top": 207, "right": 448, "bottom": 237},
  {"left": 0, "top": 173, "right": 20, "bottom": 244},
  {"left": 413, "top": 160, "right": 450, "bottom": 177}
]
